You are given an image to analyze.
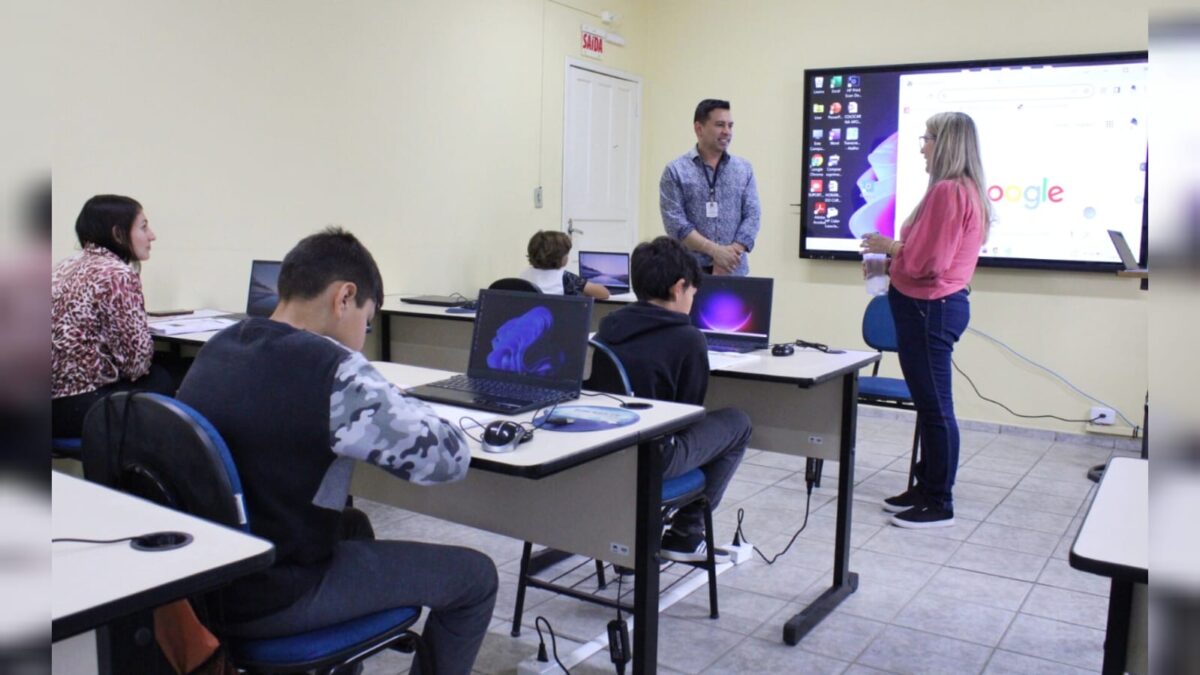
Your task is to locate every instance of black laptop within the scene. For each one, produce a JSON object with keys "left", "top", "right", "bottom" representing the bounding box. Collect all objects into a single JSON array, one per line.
[
  {"left": 578, "top": 251, "right": 631, "bottom": 294},
  {"left": 246, "top": 260, "right": 282, "bottom": 318},
  {"left": 688, "top": 275, "right": 775, "bottom": 353},
  {"left": 407, "top": 290, "right": 593, "bottom": 414}
]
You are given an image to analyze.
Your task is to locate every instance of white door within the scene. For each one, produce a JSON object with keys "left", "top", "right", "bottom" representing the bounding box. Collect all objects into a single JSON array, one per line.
[{"left": 562, "top": 61, "right": 641, "bottom": 261}]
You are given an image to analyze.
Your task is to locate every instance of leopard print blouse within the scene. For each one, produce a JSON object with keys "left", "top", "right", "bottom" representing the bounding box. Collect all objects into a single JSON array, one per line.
[{"left": 51, "top": 245, "right": 154, "bottom": 398}]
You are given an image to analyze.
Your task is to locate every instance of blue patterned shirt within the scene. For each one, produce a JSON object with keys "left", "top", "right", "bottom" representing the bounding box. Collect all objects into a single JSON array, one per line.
[{"left": 659, "top": 146, "right": 761, "bottom": 275}]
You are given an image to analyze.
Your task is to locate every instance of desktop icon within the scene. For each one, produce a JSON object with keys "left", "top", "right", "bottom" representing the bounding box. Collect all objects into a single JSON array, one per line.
[
  {"left": 814, "top": 76, "right": 824, "bottom": 89},
  {"left": 846, "top": 127, "right": 859, "bottom": 141},
  {"left": 812, "top": 103, "right": 825, "bottom": 114},
  {"left": 812, "top": 129, "right": 824, "bottom": 140},
  {"left": 813, "top": 201, "right": 828, "bottom": 216},
  {"left": 827, "top": 207, "right": 840, "bottom": 217},
  {"left": 828, "top": 154, "right": 840, "bottom": 167},
  {"left": 828, "top": 180, "right": 839, "bottom": 193},
  {"left": 829, "top": 102, "right": 843, "bottom": 115},
  {"left": 830, "top": 75, "right": 843, "bottom": 88},
  {"left": 810, "top": 179, "right": 824, "bottom": 193},
  {"left": 848, "top": 101, "right": 859, "bottom": 114},
  {"left": 829, "top": 128, "right": 842, "bottom": 142},
  {"left": 848, "top": 75, "right": 861, "bottom": 87},
  {"left": 811, "top": 153, "right": 824, "bottom": 167}
]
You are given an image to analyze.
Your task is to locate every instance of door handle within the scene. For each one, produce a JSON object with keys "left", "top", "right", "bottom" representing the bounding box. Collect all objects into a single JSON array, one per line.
[{"left": 567, "top": 219, "right": 585, "bottom": 236}]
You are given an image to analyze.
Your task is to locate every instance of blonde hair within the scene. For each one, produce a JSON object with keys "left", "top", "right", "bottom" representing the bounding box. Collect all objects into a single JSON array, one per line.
[{"left": 903, "top": 112, "right": 993, "bottom": 242}]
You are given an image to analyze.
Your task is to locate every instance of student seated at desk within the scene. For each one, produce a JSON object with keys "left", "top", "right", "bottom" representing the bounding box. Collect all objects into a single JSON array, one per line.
[
  {"left": 519, "top": 230, "right": 610, "bottom": 299},
  {"left": 594, "top": 236, "right": 750, "bottom": 561},
  {"left": 176, "top": 228, "right": 496, "bottom": 675},
  {"left": 52, "top": 195, "right": 175, "bottom": 437}
]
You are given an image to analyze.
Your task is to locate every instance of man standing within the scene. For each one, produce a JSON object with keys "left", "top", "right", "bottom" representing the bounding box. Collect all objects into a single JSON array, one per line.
[{"left": 660, "top": 99, "right": 761, "bottom": 275}]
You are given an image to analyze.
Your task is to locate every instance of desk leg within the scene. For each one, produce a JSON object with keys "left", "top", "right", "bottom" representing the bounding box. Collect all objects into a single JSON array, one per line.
[
  {"left": 1102, "top": 578, "right": 1133, "bottom": 675},
  {"left": 784, "top": 372, "right": 859, "bottom": 645},
  {"left": 380, "top": 312, "right": 392, "bottom": 362},
  {"left": 632, "top": 440, "right": 664, "bottom": 675}
]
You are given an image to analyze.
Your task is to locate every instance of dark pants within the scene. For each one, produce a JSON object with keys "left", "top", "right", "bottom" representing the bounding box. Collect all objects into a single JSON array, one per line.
[
  {"left": 661, "top": 407, "right": 751, "bottom": 535},
  {"left": 51, "top": 363, "right": 177, "bottom": 438},
  {"left": 888, "top": 286, "right": 970, "bottom": 511},
  {"left": 226, "top": 512, "right": 498, "bottom": 675}
]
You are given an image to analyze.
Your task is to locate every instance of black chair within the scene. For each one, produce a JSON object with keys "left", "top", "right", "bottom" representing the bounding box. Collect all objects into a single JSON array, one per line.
[
  {"left": 81, "top": 392, "right": 432, "bottom": 675},
  {"left": 488, "top": 277, "right": 541, "bottom": 293},
  {"left": 859, "top": 295, "right": 921, "bottom": 489},
  {"left": 510, "top": 338, "right": 719, "bottom": 636}
]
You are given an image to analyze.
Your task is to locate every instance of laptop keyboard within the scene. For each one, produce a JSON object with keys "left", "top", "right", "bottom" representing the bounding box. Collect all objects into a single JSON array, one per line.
[
  {"left": 430, "top": 374, "right": 572, "bottom": 404},
  {"left": 705, "top": 338, "right": 759, "bottom": 354}
]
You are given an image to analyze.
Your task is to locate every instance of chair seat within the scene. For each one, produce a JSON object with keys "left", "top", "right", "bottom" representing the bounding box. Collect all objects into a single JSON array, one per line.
[
  {"left": 231, "top": 606, "right": 421, "bottom": 666},
  {"left": 662, "top": 468, "right": 705, "bottom": 504},
  {"left": 858, "top": 376, "right": 913, "bottom": 404},
  {"left": 52, "top": 437, "right": 83, "bottom": 459}
]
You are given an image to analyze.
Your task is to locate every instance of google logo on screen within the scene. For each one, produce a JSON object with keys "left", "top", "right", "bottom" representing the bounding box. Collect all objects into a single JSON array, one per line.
[{"left": 987, "top": 179, "right": 1064, "bottom": 209}]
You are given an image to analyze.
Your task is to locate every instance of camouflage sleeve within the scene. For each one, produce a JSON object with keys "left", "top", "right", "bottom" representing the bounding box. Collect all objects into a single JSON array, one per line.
[{"left": 330, "top": 351, "right": 471, "bottom": 485}]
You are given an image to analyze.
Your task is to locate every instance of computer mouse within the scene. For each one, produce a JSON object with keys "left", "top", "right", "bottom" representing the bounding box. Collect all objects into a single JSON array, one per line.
[
  {"left": 771, "top": 343, "right": 795, "bottom": 357},
  {"left": 482, "top": 420, "right": 532, "bottom": 453}
]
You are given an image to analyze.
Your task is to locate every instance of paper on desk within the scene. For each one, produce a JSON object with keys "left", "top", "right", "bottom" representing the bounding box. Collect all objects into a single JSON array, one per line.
[
  {"left": 149, "top": 317, "right": 238, "bottom": 336},
  {"left": 707, "top": 351, "right": 761, "bottom": 371},
  {"left": 147, "top": 308, "right": 231, "bottom": 322}
]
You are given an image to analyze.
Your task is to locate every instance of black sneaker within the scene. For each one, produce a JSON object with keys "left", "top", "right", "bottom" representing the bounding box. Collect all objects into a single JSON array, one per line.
[
  {"left": 882, "top": 489, "right": 923, "bottom": 513},
  {"left": 891, "top": 504, "right": 955, "bottom": 529},
  {"left": 660, "top": 530, "right": 731, "bottom": 563}
]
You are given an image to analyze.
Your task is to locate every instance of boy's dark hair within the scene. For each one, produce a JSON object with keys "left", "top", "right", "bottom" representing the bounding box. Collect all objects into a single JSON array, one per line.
[
  {"left": 75, "top": 194, "right": 142, "bottom": 262},
  {"left": 526, "top": 230, "right": 572, "bottom": 269},
  {"left": 278, "top": 227, "right": 384, "bottom": 308},
  {"left": 694, "top": 99, "right": 730, "bottom": 124},
  {"left": 631, "top": 236, "right": 702, "bottom": 302}
]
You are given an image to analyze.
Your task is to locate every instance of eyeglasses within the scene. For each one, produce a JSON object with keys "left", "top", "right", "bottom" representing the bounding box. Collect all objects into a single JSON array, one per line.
[{"left": 918, "top": 134, "right": 936, "bottom": 145}]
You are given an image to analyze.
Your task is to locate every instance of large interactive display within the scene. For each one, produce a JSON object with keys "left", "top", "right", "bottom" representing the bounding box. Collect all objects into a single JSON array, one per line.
[{"left": 800, "top": 52, "right": 1148, "bottom": 271}]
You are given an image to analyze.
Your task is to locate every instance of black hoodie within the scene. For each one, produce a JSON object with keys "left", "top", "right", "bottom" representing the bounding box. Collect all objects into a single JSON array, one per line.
[{"left": 594, "top": 302, "right": 709, "bottom": 405}]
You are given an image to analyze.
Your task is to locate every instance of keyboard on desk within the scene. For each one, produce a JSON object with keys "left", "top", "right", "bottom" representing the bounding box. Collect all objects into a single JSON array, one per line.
[
  {"left": 704, "top": 338, "right": 762, "bottom": 354},
  {"left": 411, "top": 374, "right": 576, "bottom": 414}
]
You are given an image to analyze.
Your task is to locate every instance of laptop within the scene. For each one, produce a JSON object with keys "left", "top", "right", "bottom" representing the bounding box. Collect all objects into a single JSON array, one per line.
[
  {"left": 578, "top": 251, "right": 631, "bottom": 294},
  {"left": 689, "top": 275, "right": 775, "bottom": 353},
  {"left": 408, "top": 290, "right": 593, "bottom": 414},
  {"left": 1107, "top": 230, "right": 1146, "bottom": 271},
  {"left": 246, "top": 260, "right": 282, "bottom": 318},
  {"left": 401, "top": 295, "right": 468, "bottom": 307}
]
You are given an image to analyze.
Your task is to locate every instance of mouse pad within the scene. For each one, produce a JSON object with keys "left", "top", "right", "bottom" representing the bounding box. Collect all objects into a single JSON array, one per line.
[{"left": 532, "top": 405, "right": 640, "bottom": 432}]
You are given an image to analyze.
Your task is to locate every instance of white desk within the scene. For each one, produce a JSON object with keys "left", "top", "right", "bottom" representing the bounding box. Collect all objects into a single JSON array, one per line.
[
  {"left": 351, "top": 362, "right": 704, "bottom": 675},
  {"left": 52, "top": 471, "right": 275, "bottom": 642},
  {"left": 1070, "top": 457, "right": 1148, "bottom": 675},
  {"left": 702, "top": 346, "right": 879, "bottom": 644}
]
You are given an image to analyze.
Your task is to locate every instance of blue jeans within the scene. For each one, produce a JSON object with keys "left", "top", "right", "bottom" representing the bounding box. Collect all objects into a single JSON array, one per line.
[{"left": 888, "top": 286, "right": 970, "bottom": 511}]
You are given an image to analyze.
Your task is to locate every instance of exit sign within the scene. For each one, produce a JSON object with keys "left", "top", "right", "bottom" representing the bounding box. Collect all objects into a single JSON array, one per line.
[{"left": 581, "top": 25, "right": 604, "bottom": 59}]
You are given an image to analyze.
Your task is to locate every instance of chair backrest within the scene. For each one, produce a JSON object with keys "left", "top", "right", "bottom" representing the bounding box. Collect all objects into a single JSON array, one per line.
[
  {"left": 81, "top": 392, "right": 249, "bottom": 531},
  {"left": 584, "top": 337, "right": 633, "bottom": 396},
  {"left": 488, "top": 277, "right": 541, "bottom": 294},
  {"left": 862, "top": 295, "right": 899, "bottom": 353}
]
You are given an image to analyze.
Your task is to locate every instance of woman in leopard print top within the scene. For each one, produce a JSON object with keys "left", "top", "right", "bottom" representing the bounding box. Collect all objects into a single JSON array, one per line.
[{"left": 51, "top": 195, "right": 175, "bottom": 437}]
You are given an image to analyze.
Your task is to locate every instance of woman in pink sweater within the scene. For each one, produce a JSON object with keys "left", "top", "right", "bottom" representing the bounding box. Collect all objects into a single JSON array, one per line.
[{"left": 862, "top": 112, "right": 991, "bottom": 528}]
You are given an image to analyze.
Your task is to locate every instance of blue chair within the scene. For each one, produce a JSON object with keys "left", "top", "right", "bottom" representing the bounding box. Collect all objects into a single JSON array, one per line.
[
  {"left": 81, "top": 392, "right": 432, "bottom": 674},
  {"left": 510, "top": 338, "right": 719, "bottom": 636},
  {"left": 860, "top": 295, "right": 921, "bottom": 490},
  {"left": 51, "top": 437, "right": 83, "bottom": 460}
]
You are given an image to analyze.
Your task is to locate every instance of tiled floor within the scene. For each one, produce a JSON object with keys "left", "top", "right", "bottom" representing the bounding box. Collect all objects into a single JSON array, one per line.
[{"left": 359, "top": 410, "right": 1140, "bottom": 674}]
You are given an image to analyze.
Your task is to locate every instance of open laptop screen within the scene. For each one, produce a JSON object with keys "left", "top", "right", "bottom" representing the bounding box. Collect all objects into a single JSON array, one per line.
[
  {"left": 689, "top": 275, "right": 774, "bottom": 341},
  {"left": 246, "top": 260, "right": 282, "bottom": 318},
  {"left": 578, "top": 251, "right": 631, "bottom": 293},
  {"left": 467, "top": 290, "right": 593, "bottom": 389}
]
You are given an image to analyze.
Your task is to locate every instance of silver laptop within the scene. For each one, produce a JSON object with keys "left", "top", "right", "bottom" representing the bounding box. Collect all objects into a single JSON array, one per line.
[
  {"left": 1107, "top": 230, "right": 1145, "bottom": 271},
  {"left": 688, "top": 275, "right": 775, "bottom": 353},
  {"left": 578, "top": 251, "right": 631, "bottom": 294}
]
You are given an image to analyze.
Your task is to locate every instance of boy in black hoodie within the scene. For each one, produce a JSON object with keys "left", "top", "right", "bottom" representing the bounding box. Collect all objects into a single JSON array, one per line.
[{"left": 593, "top": 236, "right": 751, "bottom": 561}]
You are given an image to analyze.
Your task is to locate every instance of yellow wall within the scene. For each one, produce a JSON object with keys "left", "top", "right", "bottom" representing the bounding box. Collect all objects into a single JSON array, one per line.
[
  {"left": 52, "top": 0, "right": 1177, "bottom": 435},
  {"left": 639, "top": 0, "right": 1154, "bottom": 435}
]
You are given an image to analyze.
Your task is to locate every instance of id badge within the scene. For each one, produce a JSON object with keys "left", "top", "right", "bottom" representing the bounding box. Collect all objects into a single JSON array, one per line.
[{"left": 706, "top": 201, "right": 719, "bottom": 218}]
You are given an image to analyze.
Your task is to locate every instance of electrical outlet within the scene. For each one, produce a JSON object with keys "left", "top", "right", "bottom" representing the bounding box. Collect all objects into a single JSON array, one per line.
[
  {"left": 726, "top": 541, "right": 756, "bottom": 564},
  {"left": 1089, "top": 406, "right": 1115, "bottom": 425},
  {"left": 517, "top": 655, "right": 559, "bottom": 675}
]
